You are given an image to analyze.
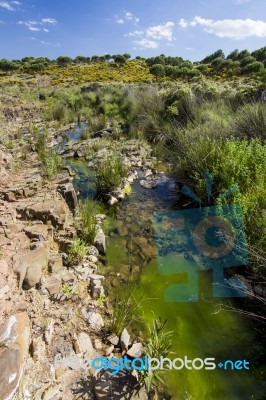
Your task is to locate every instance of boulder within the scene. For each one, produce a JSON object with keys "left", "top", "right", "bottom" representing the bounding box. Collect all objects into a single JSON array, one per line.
[
  {"left": 120, "top": 328, "right": 130, "bottom": 351},
  {"left": 75, "top": 332, "right": 94, "bottom": 357},
  {"left": 127, "top": 343, "right": 143, "bottom": 358},
  {"left": 94, "top": 228, "right": 106, "bottom": 254},
  {"left": 13, "top": 244, "right": 48, "bottom": 290},
  {"left": 24, "top": 198, "right": 68, "bottom": 228},
  {"left": 87, "top": 312, "right": 104, "bottom": 332}
]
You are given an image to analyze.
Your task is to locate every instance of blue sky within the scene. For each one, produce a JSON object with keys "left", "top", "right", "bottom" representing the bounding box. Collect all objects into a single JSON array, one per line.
[{"left": 0, "top": 0, "right": 266, "bottom": 61}]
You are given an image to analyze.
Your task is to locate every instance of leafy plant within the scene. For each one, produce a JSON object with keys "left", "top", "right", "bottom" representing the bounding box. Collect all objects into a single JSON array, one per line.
[
  {"left": 67, "top": 238, "right": 88, "bottom": 263},
  {"left": 78, "top": 198, "right": 101, "bottom": 244},
  {"left": 97, "top": 292, "right": 105, "bottom": 306}
]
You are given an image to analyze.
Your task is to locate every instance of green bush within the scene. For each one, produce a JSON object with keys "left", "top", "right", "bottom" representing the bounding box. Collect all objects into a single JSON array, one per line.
[
  {"left": 94, "top": 153, "right": 128, "bottom": 193},
  {"left": 42, "top": 150, "right": 63, "bottom": 180}
]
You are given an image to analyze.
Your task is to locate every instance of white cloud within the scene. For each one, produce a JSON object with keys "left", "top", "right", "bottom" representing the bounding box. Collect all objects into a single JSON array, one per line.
[
  {"left": 146, "top": 21, "right": 175, "bottom": 42},
  {"left": 115, "top": 10, "right": 139, "bottom": 24},
  {"left": 18, "top": 17, "right": 57, "bottom": 32},
  {"left": 11, "top": 1, "right": 21, "bottom": 4},
  {"left": 189, "top": 16, "right": 266, "bottom": 39},
  {"left": 0, "top": 1, "right": 14, "bottom": 11},
  {"left": 41, "top": 18, "right": 57, "bottom": 24},
  {"left": 125, "top": 30, "right": 144, "bottom": 37},
  {"left": 132, "top": 38, "right": 159, "bottom": 49},
  {"left": 178, "top": 18, "right": 188, "bottom": 28}
]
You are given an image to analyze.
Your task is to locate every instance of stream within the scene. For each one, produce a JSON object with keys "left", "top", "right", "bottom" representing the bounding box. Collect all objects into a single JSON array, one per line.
[{"left": 62, "top": 124, "right": 265, "bottom": 400}]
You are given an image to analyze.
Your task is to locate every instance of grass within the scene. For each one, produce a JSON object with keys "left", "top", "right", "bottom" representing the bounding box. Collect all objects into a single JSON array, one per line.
[
  {"left": 78, "top": 198, "right": 103, "bottom": 244},
  {"left": 67, "top": 238, "right": 88, "bottom": 264},
  {"left": 94, "top": 153, "right": 128, "bottom": 194},
  {"left": 107, "top": 285, "right": 145, "bottom": 336}
]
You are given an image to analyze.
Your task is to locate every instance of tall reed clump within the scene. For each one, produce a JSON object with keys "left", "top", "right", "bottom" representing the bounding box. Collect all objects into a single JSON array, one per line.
[
  {"left": 78, "top": 198, "right": 102, "bottom": 244},
  {"left": 140, "top": 318, "right": 174, "bottom": 398},
  {"left": 67, "top": 238, "right": 88, "bottom": 264},
  {"left": 94, "top": 153, "right": 128, "bottom": 194},
  {"left": 234, "top": 103, "right": 266, "bottom": 141},
  {"left": 107, "top": 285, "right": 145, "bottom": 336}
]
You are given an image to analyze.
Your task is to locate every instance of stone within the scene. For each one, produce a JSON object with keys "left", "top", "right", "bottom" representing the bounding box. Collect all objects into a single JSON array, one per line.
[
  {"left": 31, "top": 336, "right": 46, "bottom": 361},
  {"left": 25, "top": 198, "right": 68, "bottom": 228},
  {"left": 87, "top": 312, "right": 104, "bottom": 331},
  {"left": 0, "top": 313, "right": 30, "bottom": 400},
  {"left": 140, "top": 179, "right": 158, "bottom": 189},
  {"left": 90, "top": 274, "right": 105, "bottom": 282},
  {"left": 94, "top": 228, "right": 106, "bottom": 254},
  {"left": 120, "top": 328, "right": 130, "bottom": 351},
  {"left": 105, "top": 345, "right": 114, "bottom": 356},
  {"left": 75, "top": 332, "right": 94, "bottom": 357},
  {"left": 88, "top": 246, "right": 99, "bottom": 257},
  {"left": 92, "top": 285, "right": 104, "bottom": 299},
  {"left": 88, "top": 255, "right": 98, "bottom": 263},
  {"left": 42, "top": 385, "right": 61, "bottom": 400},
  {"left": 127, "top": 343, "right": 143, "bottom": 358},
  {"left": 24, "top": 224, "right": 48, "bottom": 241},
  {"left": 94, "top": 339, "right": 103, "bottom": 350},
  {"left": 107, "top": 196, "right": 118, "bottom": 206},
  {"left": 13, "top": 244, "right": 48, "bottom": 290},
  {"left": 43, "top": 276, "right": 62, "bottom": 296},
  {"left": 48, "top": 255, "right": 63, "bottom": 273},
  {"left": 107, "top": 334, "right": 119, "bottom": 346}
]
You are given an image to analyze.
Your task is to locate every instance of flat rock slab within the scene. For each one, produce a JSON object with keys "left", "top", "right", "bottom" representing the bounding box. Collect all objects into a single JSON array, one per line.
[{"left": 0, "top": 312, "right": 30, "bottom": 400}]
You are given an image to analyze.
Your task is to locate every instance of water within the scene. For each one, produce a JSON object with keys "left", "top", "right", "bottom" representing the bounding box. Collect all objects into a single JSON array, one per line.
[{"left": 63, "top": 124, "right": 266, "bottom": 400}]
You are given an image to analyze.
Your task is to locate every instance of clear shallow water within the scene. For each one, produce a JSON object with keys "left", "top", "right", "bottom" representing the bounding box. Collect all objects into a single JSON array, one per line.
[{"left": 64, "top": 124, "right": 266, "bottom": 400}]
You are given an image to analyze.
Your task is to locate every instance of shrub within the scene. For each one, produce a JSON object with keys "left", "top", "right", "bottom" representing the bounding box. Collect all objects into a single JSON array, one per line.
[
  {"left": 42, "top": 150, "right": 63, "bottom": 180},
  {"left": 94, "top": 153, "right": 128, "bottom": 193},
  {"left": 234, "top": 103, "right": 266, "bottom": 141}
]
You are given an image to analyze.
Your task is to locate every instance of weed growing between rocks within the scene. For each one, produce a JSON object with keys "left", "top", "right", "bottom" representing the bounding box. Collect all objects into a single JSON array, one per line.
[{"left": 67, "top": 238, "right": 88, "bottom": 264}]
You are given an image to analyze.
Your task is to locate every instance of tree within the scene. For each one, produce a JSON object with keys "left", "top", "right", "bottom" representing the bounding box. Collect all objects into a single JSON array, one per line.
[
  {"left": 0, "top": 59, "right": 19, "bottom": 73},
  {"left": 123, "top": 53, "right": 131, "bottom": 60},
  {"left": 74, "top": 56, "right": 89, "bottom": 63},
  {"left": 201, "top": 49, "right": 225, "bottom": 64},
  {"left": 242, "top": 61, "right": 264, "bottom": 74},
  {"left": 150, "top": 64, "right": 165, "bottom": 79},
  {"left": 56, "top": 56, "right": 73, "bottom": 66},
  {"left": 114, "top": 54, "right": 126, "bottom": 65}
]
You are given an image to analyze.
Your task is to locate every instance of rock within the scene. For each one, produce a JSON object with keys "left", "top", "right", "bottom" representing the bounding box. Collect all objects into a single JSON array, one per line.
[
  {"left": 144, "top": 169, "right": 153, "bottom": 178},
  {"left": 94, "top": 228, "right": 106, "bottom": 254},
  {"left": 43, "top": 276, "right": 62, "bottom": 296},
  {"left": 42, "top": 385, "right": 61, "bottom": 400},
  {"left": 92, "top": 285, "right": 104, "bottom": 299},
  {"left": 87, "top": 312, "right": 104, "bottom": 332},
  {"left": 24, "top": 224, "right": 48, "bottom": 241},
  {"left": 44, "top": 319, "right": 54, "bottom": 345},
  {"left": 107, "top": 334, "right": 119, "bottom": 346},
  {"left": 0, "top": 313, "right": 30, "bottom": 400},
  {"left": 88, "top": 246, "right": 99, "bottom": 257},
  {"left": 90, "top": 274, "right": 105, "bottom": 282},
  {"left": 120, "top": 328, "right": 130, "bottom": 351},
  {"left": 140, "top": 179, "right": 157, "bottom": 189},
  {"left": 88, "top": 255, "right": 98, "bottom": 263},
  {"left": 0, "top": 284, "right": 9, "bottom": 300},
  {"left": 94, "top": 339, "right": 103, "bottom": 350},
  {"left": 48, "top": 255, "right": 63, "bottom": 273},
  {"left": 13, "top": 244, "right": 48, "bottom": 290},
  {"left": 75, "top": 332, "right": 94, "bottom": 357},
  {"left": 60, "top": 185, "right": 78, "bottom": 210},
  {"left": 31, "top": 336, "right": 46, "bottom": 361},
  {"left": 25, "top": 198, "right": 68, "bottom": 228},
  {"left": 105, "top": 345, "right": 114, "bottom": 357},
  {"left": 107, "top": 196, "right": 118, "bottom": 206},
  {"left": 127, "top": 343, "right": 143, "bottom": 358}
]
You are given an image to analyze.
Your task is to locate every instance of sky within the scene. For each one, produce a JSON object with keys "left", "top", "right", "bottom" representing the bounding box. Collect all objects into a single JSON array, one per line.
[{"left": 0, "top": 0, "right": 266, "bottom": 61}]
